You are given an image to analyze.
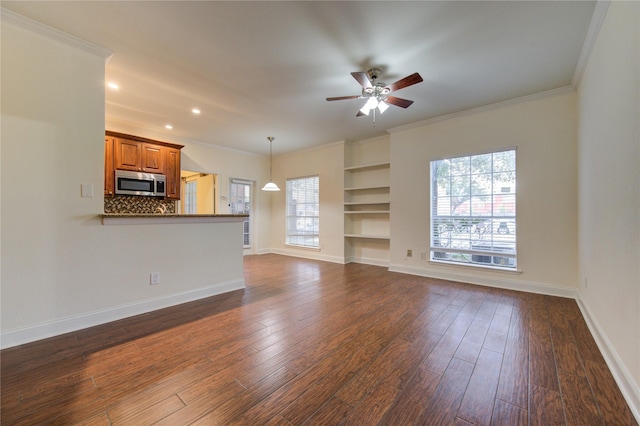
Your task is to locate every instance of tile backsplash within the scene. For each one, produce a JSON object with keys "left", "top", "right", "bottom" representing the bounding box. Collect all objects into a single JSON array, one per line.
[{"left": 104, "top": 196, "right": 176, "bottom": 214}]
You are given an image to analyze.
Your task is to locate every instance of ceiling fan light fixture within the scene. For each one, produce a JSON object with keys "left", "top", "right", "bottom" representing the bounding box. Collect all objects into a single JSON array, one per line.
[
  {"left": 327, "top": 67, "right": 423, "bottom": 124},
  {"left": 365, "top": 97, "right": 379, "bottom": 110},
  {"left": 261, "top": 136, "right": 280, "bottom": 192},
  {"left": 360, "top": 96, "right": 379, "bottom": 115}
]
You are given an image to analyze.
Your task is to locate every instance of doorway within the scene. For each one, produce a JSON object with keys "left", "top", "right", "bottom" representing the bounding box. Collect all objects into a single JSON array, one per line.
[
  {"left": 180, "top": 171, "right": 217, "bottom": 214},
  {"left": 229, "top": 178, "right": 253, "bottom": 248}
]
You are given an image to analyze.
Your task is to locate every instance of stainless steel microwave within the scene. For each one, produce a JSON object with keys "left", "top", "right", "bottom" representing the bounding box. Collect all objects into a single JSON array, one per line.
[{"left": 115, "top": 170, "right": 166, "bottom": 197}]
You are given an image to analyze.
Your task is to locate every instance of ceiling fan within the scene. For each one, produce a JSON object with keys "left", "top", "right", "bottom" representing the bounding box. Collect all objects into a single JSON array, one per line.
[{"left": 326, "top": 67, "right": 423, "bottom": 123}]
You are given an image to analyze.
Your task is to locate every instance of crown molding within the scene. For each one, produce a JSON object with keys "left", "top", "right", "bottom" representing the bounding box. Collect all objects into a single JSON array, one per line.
[
  {"left": 274, "top": 139, "right": 346, "bottom": 160},
  {"left": 388, "top": 1, "right": 610, "bottom": 136},
  {"left": 388, "top": 85, "right": 575, "bottom": 134},
  {"left": 1, "top": 7, "right": 112, "bottom": 63},
  {"left": 571, "top": 1, "right": 611, "bottom": 88}
]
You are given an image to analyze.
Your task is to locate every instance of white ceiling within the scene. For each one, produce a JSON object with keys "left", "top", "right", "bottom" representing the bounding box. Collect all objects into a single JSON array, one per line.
[{"left": 3, "top": 1, "right": 596, "bottom": 155}]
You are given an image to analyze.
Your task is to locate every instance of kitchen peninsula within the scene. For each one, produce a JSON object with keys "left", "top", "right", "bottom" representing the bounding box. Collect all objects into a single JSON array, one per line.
[
  {"left": 94, "top": 131, "right": 249, "bottom": 348},
  {"left": 101, "top": 213, "right": 248, "bottom": 225}
]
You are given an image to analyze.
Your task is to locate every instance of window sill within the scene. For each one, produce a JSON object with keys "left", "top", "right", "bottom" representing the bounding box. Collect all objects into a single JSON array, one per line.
[
  {"left": 285, "top": 244, "right": 321, "bottom": 252},
  {"left": 429, "top": 259, "right": 522, "bottom": 274}
]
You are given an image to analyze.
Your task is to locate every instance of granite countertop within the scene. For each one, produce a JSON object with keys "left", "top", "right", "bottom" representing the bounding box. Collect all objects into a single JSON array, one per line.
[
  {"left": 102, "top": 213, "right": 248, "bottom": 218},
  {"left": 101, "top": 213, "right": 248, "bottom": 225}
]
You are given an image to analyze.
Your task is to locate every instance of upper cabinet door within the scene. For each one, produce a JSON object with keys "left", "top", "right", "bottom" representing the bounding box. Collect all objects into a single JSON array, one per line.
[
  {"left": 141, "top": 143, "right": 164, "bottom": 173},
  {"left": 165, "top": 148, "right": 181, "bottom": 200},
  {"left": 114, "top": 140, "right": 164, "bottom": 173},
  {"left": 114, "top": 138, "right": 141, "bottom": 171}
]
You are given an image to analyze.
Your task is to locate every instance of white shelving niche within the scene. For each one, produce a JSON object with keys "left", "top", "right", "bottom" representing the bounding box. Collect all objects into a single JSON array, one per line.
[{"left": 344, "top": 138, "right": 391, "bottom": 265}]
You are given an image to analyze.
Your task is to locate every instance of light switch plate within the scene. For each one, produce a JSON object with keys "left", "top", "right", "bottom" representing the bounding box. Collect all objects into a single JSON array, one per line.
[{"left": 81, "top": 183, "right": 94, "bottom": 198}]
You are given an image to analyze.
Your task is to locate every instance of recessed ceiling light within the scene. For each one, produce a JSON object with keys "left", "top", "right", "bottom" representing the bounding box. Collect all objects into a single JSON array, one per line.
[
  {"left": 192, "top": 108, "right": 201, "bottom": 114},
  {"left": 165, "top": 124, "right": 173, "bottom": 130},
  {"left": 107, "top": 82, "right": 119, "bottom": 90}
]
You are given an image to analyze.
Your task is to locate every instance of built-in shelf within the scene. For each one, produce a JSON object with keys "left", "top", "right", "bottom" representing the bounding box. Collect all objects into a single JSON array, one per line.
[
  {"left": 344, "top": 210, "right": 390, "bottom": 214},
  {"left": 344, "top": 185, "right": 390, "bottom": 192},
  {"left": 344, "top": 161, "right": 391, "bottom": 172},
  {"left": 344, "top": 201, "right": 390, "bottom": 206},
  {"left": 344, "top": 234, "right": 390, "bottom": 240},
  {"left": 343, "top": 140, "right": 391, "bottom": 262}
]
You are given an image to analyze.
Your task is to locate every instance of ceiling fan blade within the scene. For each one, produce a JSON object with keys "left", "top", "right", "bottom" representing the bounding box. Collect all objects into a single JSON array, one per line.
[
  {"left": 356, "top": 110, "right": 366, "bottom": 117},
  {"left": 385, "top": 96, "right": 414, "bottom": 108},
  {"left": 351, "top": 72, "right": 372, "bottom": 89},
  {"left": 326, "top": 95, "right": 361, "bottom": 101},
  {"left": 385, "top": 73, "right": 423, "bottom": 92}
]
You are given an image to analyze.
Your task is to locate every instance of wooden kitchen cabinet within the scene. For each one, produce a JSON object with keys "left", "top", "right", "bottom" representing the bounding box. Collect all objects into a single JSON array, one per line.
[
  {"left": 114, "top": 138, "right": 140, "bottom": 171},
  {"left": 165, "top": 147, "right": 181, "bottom": 200},
  {"left": 106, "top": 131, "right": 184, "bottom": 199},
  {"left": 104, "top": 135, "right": 116, "bottom": 197},
  {"left": 141, "top": 143, "right": 163, "bottom": 173},
  {"left": 114, "top": 139, "right": 164, "bottom": 173}
]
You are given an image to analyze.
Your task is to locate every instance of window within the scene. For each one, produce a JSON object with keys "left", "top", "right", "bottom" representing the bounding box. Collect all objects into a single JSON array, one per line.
[
  {"left": 229, "top": 179, "right": 252, "bottom": 247},
  {"left": 286, "top": 175, "right": 319, "bottom": 248},
  {"left": 184, "top": 180, "right": 197, "bottom": 214},
  {"left": 430, "top": 149, "right": 516, "bottom": 269}
]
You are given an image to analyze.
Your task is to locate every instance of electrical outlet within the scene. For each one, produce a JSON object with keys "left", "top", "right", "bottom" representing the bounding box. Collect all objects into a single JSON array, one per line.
[
  {"left": 406, "top": 249, "right": 412, "bottom": 257},
  {"left": 150, "top": 272, "right": 160, "bottom": 285},
  {"left": 421, "top": 252, "right": 427, "bottom": 260}
]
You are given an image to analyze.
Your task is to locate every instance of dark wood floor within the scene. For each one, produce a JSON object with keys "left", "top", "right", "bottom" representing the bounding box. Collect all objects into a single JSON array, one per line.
[{"left": 1, "top": 254, "right": 637, "bottom": 425}]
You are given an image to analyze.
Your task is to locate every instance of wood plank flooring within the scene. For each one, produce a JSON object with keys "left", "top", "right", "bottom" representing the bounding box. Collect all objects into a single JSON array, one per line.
[{"left": 1, "top": 254, "right": 637, "bottom": 425}]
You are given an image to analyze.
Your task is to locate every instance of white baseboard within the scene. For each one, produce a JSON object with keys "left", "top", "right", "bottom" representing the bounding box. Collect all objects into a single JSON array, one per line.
[
  {"left": 346, "top": 256, "right": 389, "bottom": 268},
  {"left": 388, "top": 263, "right": 578, "bottom": 298},
  {"left": 269, "top": 247, "right": 346, "bottom": 264},
  {"left": 255, "top": 248, "right": 273, "bottom": 255},
  {"left": 258, "top": 249, "right": 389, "bottom": 267},
  {"left": 576, "top": 296, "right": 640, "bottom": 423},
  {"left": 0, "top": 279, "right": 245, "bottom": 350}
]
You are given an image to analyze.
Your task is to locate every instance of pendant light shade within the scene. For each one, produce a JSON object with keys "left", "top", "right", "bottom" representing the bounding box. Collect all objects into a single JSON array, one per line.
[
  {"left": 261, "top": 181, "right": 280, "bottom": 191},
  {"left": 261, "top": 136, "right": 280, "bottom": 191}
]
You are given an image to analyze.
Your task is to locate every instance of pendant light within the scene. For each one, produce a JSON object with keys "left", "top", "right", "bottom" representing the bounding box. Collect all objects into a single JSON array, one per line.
[{"left": 261, "top": 136, "right": 280, "bottom": 191}]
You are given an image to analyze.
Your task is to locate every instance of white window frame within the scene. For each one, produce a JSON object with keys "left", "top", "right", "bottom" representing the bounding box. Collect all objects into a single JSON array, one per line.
[
  {"left": 286, "top": 175, "right": 320, "bottom": 249},
  {"left": 229, "top": 178, "right": 252, "bottom": 248},
  {"left": 430, "top": 148, "right": 517, "bottom": 269}
]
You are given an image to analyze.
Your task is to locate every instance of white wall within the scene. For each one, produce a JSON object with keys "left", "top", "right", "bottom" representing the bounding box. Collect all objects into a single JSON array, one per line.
[
  {"left": 1, "top": 15, "right": 246, "bottom": 348},
  {"left": 269, "top": 142, "right": 345, "bottom": 263},
  {"left": 577, "top": 1, "right": 640, "bottom": 414},
  {"left": 388, "top": 91, "right": 578, "bottom": 295}
]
